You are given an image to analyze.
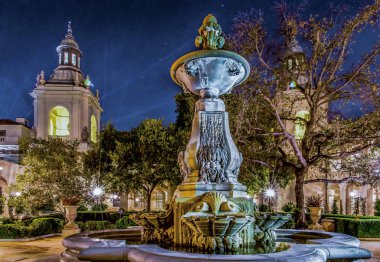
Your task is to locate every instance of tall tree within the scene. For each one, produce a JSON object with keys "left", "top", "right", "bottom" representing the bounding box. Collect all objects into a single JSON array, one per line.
[
  {"left": 9, "top": 138, "right": 89, "bottom": 215},
  {"left": 226, "top": 2, "right": 380, "bottom": 227},
  {"left": 111, "top": 119, "right": 184, "bottom": 211}
]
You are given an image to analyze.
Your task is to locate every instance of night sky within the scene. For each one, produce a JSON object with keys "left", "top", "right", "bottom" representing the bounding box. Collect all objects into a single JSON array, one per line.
[{"left": 0, "top": 0, "right": 367, "bottom": 130}]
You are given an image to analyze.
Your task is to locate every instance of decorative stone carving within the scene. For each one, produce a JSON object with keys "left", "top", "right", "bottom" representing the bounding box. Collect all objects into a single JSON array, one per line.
[
  {"left": 130, "top": 202, "right": 174, "bottom": 246},
  {"left": 254, "top": 212, "right": 291, "bottom": 247},
  {"left": 224, "top": 60, "right": 242, "bottom": 76},
  {"left": 36, "top": 70, "right": 46, "bottom": 86},
  {"left": 181, "top": 192, "right": 253, "bottom": 251},
  {"left": 81, "top": 126, "right": 89, "bottom": 142},
  {"left": 197, "top": 113, "right": 228, "bottom": 184},
  {"left": 178, "top": 150, "right": 189, "bottom": 180},
  {"left": 195, "top": 14, "right": 225, "bottom": 50}
]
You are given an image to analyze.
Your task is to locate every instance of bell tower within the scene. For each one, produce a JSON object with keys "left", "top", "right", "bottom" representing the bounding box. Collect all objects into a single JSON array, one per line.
[{"left": 31, "top": 22, "right": 102, "bottom": 149}]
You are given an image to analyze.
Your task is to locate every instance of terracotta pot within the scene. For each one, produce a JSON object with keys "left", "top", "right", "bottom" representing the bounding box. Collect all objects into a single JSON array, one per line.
[{"left": 308, "top": 207, "right": 323, "bottom": 230}]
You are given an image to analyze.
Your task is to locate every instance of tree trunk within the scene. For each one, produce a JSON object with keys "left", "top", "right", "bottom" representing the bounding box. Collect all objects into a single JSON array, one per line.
[
  {"left": 295, "top": 168, "right": 306, "bottom": 228},
  {"left": 146, "top": 191, "right": 152, "bottom": 212}
]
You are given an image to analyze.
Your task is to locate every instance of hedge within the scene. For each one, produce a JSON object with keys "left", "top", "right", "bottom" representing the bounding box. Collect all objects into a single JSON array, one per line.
[
  {"left": 78, "top": 220, "right": 115, "bottom": 232},
  {"left": 29, "top": 218, "right": 64, "bottom": 237},
  {"left": 0, "top": 217, "right": 64, "bottom": 239},
  {"left": 334, "top": 218, "right": 380, "bottom": 238},
  {"left": 322, "top": 214, "right": 380, "bottom": 220},
  {"left": 115, "top": 216, "right": 137, "bottom": 229},
  {"left": 0, "top": 224, "right": 31, "bottom": 239}
]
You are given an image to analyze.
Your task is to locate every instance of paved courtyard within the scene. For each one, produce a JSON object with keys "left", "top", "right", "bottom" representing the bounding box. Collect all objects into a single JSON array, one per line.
[
  {"left": 0, "top": 236, "right": 379, "bottom": 261},
  {"left": 0, "top": 237, "right": 64, "bottom": 262}
]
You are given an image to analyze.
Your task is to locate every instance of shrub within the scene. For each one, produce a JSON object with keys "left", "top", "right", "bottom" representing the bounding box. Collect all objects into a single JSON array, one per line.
[
  {"left": 0, "top": 224, "right": 30, "bottom": 239},
  {"left": 374, "top": 199, "right": 380, "bottom": 216},
  {"left": 29, "top": 218, "right": 64, "bottom": 236},
  {"left": 279, "top": 216, "right": 295, "bottom": 229},
  {"left": 332, "top": 199, "right": 339, "bottom": 214},
  {"left": 78, "top": 220, "right": 114, "bottom": 232},
  {"left": 335, "top": 218, "right": 380, "bottom": 238},
  {"left": 91, "top": 203, "right": 108, "bottom": 211},
  {"left": 305, "top": 194, "right": 323, "bottom": 207},
  {"left": 76, "top": 211, "right": 121, "bottom": 223},
  {"left": 0, "top": 217, "right": 14, "bottom": 225},
  {"left": 281, "top": 202, "right": 295, "bottom": 212},
  {"left": 115, "top": 215, "right": 136, "bottom": 229},
  {"left": 77, "top": 202, "right": 88, "bottom": 211},
  {"left": 258, "top": 204, "right": 270, "bottom": 212}
]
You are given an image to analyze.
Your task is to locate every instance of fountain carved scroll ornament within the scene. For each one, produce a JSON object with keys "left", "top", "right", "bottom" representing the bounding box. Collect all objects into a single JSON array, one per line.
[{"left": 130, "top": 202, "right": 174, "bottom": 246}]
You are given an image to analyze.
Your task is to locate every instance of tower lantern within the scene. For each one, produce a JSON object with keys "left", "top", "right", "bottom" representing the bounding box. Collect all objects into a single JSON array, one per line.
[{"left": 282, "top": 37, "right": 308, "bottom": 90}]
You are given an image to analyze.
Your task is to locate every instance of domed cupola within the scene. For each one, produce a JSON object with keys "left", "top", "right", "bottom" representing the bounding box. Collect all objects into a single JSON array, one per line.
[
  {"left": 56, "top": 21, "right": 82, "bottom": 68},
  {"left": 47, "top": 21, "right": 86, "bottom": 86}
]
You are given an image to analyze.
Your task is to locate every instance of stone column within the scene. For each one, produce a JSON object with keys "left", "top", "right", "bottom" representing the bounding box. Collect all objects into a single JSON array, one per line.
[
  {"left": 346, "top": 184, "right": 353, "bottom": 215},
  {"left": 339, "top": 183, "right": 347, "bottom": 214},
  {"left": 366, "top": 186, "right": 374, "bottom": 216},
  {"left": 72, "top": 101, "right": 80, "bottom": 140}
]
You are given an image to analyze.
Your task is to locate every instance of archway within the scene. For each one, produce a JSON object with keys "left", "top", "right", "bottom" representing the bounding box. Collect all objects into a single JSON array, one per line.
[
  {"left": 91, "top": 115, "right": 97, "bottom": 143},
  {"left": 49, "top": 106, "right": 70, "bottom": 137}
]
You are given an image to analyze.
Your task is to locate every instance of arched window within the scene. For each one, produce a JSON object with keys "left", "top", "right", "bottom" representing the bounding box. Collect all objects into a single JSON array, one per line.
[
  {"left": 294, "top": 111, "right": 310, "bottom": 140},
  {"left": 49, "top": 106, "right": 70, "bottom": 137},
  {"left": 64, "top": 52, "right": 68, "bottom": 64},
  {"left": 90, "top": 115, "right": 97, "bottom": 143},
  {"left": 72, "top": 54, "right": 76, "bottom": 66},
  {"left": 134, "top": 192, "right": 144, "bottom": 209},
  {"left": 155, "top": 191, "right": 166, "bottom": 209}
]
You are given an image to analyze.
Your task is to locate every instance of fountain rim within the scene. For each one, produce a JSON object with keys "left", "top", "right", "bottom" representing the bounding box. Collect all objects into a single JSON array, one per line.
[{"left": 170, "top": 50, "right": 250, "bottom": 87}]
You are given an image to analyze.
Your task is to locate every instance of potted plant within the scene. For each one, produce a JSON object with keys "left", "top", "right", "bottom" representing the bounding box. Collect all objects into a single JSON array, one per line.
[
  {"left": 62, "top": 196, "right": 81, "bottom": 238},
  {"left": 305, "top": 194, "right": 324, "bottom": 230}
]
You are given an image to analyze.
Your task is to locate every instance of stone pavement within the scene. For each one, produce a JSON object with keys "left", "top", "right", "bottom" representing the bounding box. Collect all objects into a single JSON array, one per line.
[
  {"left": 0, "top": 236, "right": 63, "bottom": 262},
  {"left": 0, "top": 236, "right": 379, "bottom": 261},
  {"left": 361, "top": 241, "right": 380, "bottom": 262}
]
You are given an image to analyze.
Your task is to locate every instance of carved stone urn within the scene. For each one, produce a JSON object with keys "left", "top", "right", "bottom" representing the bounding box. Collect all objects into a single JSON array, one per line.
[
  {"left": 308, "top": 207, "right": 323, "bottom": 230},
  {"left": 62, "top": 205, "right": 81, "bottom": 238},
  {"left": 171, "top": 14, "right": 250, "bottom": 199}
]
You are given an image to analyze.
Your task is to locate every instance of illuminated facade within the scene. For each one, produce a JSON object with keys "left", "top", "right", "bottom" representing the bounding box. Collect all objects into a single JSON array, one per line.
[{"left": 30, "top": 22, "right": 102, "bottom": 149}]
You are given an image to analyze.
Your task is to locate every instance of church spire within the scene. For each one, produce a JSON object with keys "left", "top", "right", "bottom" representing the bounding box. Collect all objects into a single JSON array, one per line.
[{"left": 67, "top": 21, "right": 72, "bottom": 36}]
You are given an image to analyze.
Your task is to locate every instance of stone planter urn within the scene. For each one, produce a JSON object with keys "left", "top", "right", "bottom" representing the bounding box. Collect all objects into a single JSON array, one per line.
[
  {"left": 308, "top": 207, "right": 323, "bottom": 230},
  {"left": 62, "top": 205, "right": 81, "bottom": 238},
  {"left": 321, "top": 218, "right": 335, "bottom": 232}
]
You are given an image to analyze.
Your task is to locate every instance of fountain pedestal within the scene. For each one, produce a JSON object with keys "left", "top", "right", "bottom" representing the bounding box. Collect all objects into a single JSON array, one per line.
[
  {"left": 170, "top": 14, "right": 257, "bottom": 250},
  {"left": 176, "top": 98, "right": 247, "bottom": 199}
]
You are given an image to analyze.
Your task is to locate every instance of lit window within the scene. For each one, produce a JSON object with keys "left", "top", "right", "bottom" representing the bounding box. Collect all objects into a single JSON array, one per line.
[
  {"left": 134, "top": 192, "right": 144, "bottom": 208},
  {"left": 72, "top": 54, "right": 76, "bottom": 66},
  {"left": 294, "top": 111, "right": 310, "bottom": 140},
  {"left": 64, "top": 52, "right": 68, "bottom": 64},
  {"left": 49, "top": 106, "right": 70, "bottom": 137},
  {"left": 90, "top": 115, "right": 97, "bottom": 143},
  {"left": 58, "top": 53, "right": 62, "bottom": 64},
  {"left": 156, "top": 191, "right": 166, "bottom": 209}
]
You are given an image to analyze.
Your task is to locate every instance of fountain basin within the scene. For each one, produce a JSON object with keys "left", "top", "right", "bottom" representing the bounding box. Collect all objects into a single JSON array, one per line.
[{"left": 61, "top": 228, "right": 372, "bottom": 262}]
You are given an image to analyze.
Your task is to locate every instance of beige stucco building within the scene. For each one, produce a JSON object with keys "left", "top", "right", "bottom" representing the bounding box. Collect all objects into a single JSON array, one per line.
[
  {"left": 31, "top": 22, "right": 102, "bottom": 150},
  {"left": 0, "top": 22, "right": 102, "bottom": 217}
]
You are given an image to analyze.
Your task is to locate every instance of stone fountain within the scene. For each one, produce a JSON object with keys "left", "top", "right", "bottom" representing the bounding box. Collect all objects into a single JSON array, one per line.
[
  {"left": 60, "top": 14, "right": 373, "bottom": 262},
  {"left": 131, "top": 13, "right": 257, "bottom": 252}
]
